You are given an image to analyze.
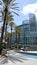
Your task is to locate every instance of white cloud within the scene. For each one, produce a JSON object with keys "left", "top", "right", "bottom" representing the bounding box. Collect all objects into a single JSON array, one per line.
[{"left": 22, "top": 3, "right": 37, "bottom": 17}]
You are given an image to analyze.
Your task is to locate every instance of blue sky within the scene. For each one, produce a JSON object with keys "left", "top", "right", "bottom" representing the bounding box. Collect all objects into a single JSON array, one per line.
[
  {"left": 0, "top": 0, "right": 37, "bottom": 33},
  {"left": 13, "top": 0, "right": 37, "bottom": 25},
  {"left": 0, "top": 0, "right": 37, "bottom": 36},
  {"left": 0, "top": 0, "right": 37, "bottom": 26}
]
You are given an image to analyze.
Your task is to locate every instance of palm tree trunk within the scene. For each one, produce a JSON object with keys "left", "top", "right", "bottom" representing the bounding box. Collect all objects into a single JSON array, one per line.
[
  {"left": 7, "top": 38, "right": 9, "bottom": 48},
  {"left": 18, "top": 32, "right": 20, "bottom": 44},
  {"left": 5, "top": 22, "right": 8, "bottom": 39},
  {"left": 11, "top": 27, "right": 12, "bottom": 47},
  {"left": 16, "top": 31, "right": 17, "bottom": 43},
  {"left": 18, "top": 32, "right": 20, "bottom": 49},
  {"left": 0, "top": 7, "right": 7, "bottom": 54},
  {"left": 4, "top": 22, "right": 8, "bottom": 48}
]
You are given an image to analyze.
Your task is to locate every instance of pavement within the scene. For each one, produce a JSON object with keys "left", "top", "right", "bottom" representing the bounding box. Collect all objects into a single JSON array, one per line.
[
  {"left": 18, "top": 50, "right": 37, "bottom": 55},
  {"left": 20, "top": 50, "right": 37, "bottom": 53},
  {"left": 0, "top": 50, "right": 37, "bottom": 65}
]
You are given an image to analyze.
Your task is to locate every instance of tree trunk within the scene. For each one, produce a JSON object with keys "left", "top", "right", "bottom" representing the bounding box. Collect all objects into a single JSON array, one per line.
[
  {"left": 5, "top": 22, "right": 8, "bottom": 40},
  {"left": 15, "top": 31, "right": 17, "bottom": 43},
  {"left": 18, "top": 32, "right": 20, "bottom": 44},
  {"left": 7, "top": 38, "right": 9, "bottom": 48},
  {"left": 18, "top": 32, "right": 20, "bottom": 49},
  {"left": 11, "top": 27, "right": 12, "bottom": 47},
  {"left": 0, "top": 7, "right": 7, "bottom": 54},
  {"left": 4, "top": 22, "right": 8, "bottom": 48}
]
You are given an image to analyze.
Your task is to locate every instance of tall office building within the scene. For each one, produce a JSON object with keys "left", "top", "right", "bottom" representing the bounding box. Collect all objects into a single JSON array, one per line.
[{"left": 29, "top": 13, "right": 36, "bottom": 32}]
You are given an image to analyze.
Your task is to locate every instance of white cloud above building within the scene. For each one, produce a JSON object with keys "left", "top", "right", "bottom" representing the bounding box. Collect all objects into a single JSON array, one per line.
[{"left": 22, "top": 3, "right": 37, "bottom": 17}]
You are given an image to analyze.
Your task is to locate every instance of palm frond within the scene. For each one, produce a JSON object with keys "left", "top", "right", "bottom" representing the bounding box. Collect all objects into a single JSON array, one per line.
[
  {"left": 10, "top": 6, "right": 19, "bottom": 11},
  {"left": 3, "top": 0, "right": 12, "bottom": 5},
  {"left": 10, "top": 6, "right": 19, "bottom": 9},
  {"left": 3, "top": 0, "right": 7, "bottom": 4},
  {"left": 15, "top": 26, "right": 22, "bottom": 33},
  {"left": 11, "top": 8, "right": 19, "bottom": 11},
  {"left": 6, "top": 14, "right": 14, "bottom": 22},
  {"left": 11, "top": 3, "right": 19, "bottom": 7},
  {"left": 8, "top": 16, "right": 14, "bottom": 21},
  {"left": 7, "top": 0, "right": 12, "bottom": 4},
  {"left": 9, "top": 22, "right": 15, "bottom": 28},
  {"left": 11, "top": 11, "right": 19, "bottom": 16},
  {"left": 1, "top": 0, "right": 19, "bottom": 22}
]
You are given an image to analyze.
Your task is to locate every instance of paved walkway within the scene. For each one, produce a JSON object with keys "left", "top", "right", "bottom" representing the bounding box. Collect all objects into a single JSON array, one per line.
[{"left": 0, "top": 50, "right": 37, "bottom": 65}]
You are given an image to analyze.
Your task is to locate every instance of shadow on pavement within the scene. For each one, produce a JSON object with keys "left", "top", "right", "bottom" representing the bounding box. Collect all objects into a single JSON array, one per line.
[{"left": 0, "top": 54, "right": 28, "bottom": 65}]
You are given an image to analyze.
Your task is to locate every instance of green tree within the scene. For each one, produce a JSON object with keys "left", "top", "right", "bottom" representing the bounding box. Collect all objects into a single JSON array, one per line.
[
  {"left": 6, "top": 33, "right": 11, "bottom": 48},
  {"left": 0, "top": 0, "right": 19, "bottom": 54},
  {"left": 15, "top": 26, "right": 22, "bottom": 45},
  {"left": 5, "top": 12, "right": 14, "bottom": 42},
  {"left": 9, "top": 22, "right": 15, "bottom": 47}
]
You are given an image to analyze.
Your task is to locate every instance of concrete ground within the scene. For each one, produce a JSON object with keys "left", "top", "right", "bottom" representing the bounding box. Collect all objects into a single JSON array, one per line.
[{"left": 0, "top": 50, "right": 37, "bottom": 65}]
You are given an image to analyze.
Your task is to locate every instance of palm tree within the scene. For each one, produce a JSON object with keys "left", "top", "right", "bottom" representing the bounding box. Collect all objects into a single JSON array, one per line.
[
  {"left": 9, "top": 22, "right": 15, "bottom": 47},
  {"left": 0, "top": 11, "right": 14, "bottom": 49},
  {"left": 4, "top": 12, "right": 14, "bottom": 48},
  {"left": 15, "top": 26, "right": 22, "bottom": 46},
  {"left": 1, "top": 0, "right": 19, "bottom": 42},
  {"left": 5, "top": 12, "right": 14, "bottom": 41},
  {"left": 0, "top": 0, "right": 19, "bottom": 41},
  {"left": 0, "top": 0, "right": 19, "bottom": 54},
  {"left": 6, "top": 33, "right": 11, "bottom": 48}
]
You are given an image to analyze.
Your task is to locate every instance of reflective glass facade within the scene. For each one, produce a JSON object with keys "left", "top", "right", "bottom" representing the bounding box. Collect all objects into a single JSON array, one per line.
[
  {"left": 19, "top": 23, "right": 37, "bottom": 46},
  {"left": 12, "top": 14, "right": 37, "bottom": 46}
]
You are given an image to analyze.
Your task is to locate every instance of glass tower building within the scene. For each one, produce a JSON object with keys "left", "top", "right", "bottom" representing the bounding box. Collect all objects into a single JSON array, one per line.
[{"left": 12, "top": 13, "right": 37, "bottom": 47}]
